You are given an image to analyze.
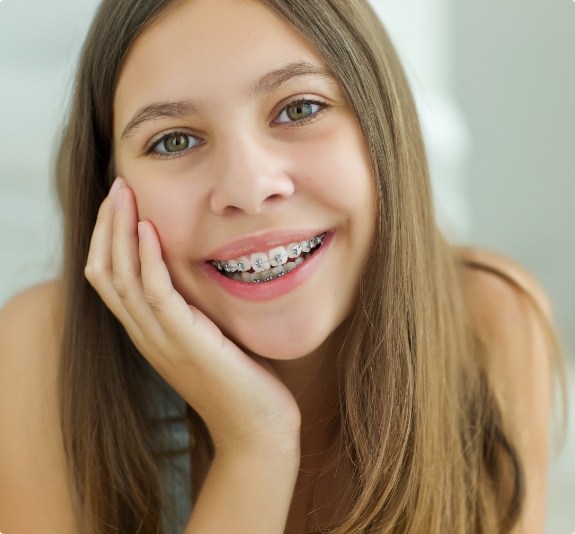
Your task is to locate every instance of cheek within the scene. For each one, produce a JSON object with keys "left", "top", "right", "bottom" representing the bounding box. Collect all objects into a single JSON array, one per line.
[
  {"left": 298, "top": 127, "right": 374, "bottom": 214},
  {"left": 126, "top": 176, "right": 205, "bottom": 258}
]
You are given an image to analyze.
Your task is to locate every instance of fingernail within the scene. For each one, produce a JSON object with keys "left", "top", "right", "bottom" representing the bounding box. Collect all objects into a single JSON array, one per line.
[
  {"left": 110, "top": 176, "right": 123, "bottom": 196},
  {"left": 111, "top": 178, "right": 124, "bottom": 210},
  {"left": 137, "top": 221, "right": 145, "bottom": 240}
]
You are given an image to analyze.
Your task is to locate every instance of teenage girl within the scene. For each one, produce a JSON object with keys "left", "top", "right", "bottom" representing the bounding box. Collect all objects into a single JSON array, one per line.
[{"left": 0, "top": 1, "right": 558, "bottom": 532}]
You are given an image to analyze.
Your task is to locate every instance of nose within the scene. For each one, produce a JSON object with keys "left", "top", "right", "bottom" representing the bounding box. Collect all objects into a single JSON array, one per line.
[{"left": 209, "top": 136, "right": 295, "bottom": 215}]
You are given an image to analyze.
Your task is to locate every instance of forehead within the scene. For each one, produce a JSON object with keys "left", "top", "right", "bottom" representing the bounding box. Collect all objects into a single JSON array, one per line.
[{"left": 114, "top": 0, "right": 327, "bottom": 127}]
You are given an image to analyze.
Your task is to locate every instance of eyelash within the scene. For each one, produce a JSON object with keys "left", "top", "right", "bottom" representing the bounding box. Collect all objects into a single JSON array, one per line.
[
  {"left": 272, "top": 98, "right": 328, "bottom": 127},
  {"left": 144, "top": 97, "right": 329, "bottom": 160},
  {"left": 144, "top": 131, "right": 202, "bottom": 159}
]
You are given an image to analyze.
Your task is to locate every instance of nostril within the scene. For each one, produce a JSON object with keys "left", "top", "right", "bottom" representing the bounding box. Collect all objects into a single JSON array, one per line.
[
  {"left": 265, "top": 193, "right": 286, "bottom": 203},
  {"left": 209, "top": 166, "right": 295, "bottom": 215}
]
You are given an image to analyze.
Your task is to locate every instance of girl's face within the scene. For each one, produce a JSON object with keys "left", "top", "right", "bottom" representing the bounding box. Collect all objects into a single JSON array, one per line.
[{"left": 113, "top": 0, "right": 375, "bottom": 359}]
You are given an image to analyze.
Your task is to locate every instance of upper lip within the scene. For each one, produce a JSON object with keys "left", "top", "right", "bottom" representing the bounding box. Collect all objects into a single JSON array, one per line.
[{"left": 205, "top": 229, "right": 329, "bottom": 261}]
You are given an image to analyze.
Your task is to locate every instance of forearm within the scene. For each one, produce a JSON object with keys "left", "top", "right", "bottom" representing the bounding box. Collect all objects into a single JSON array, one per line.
[{"left": 184, "top": 448, "right": 300, "bottom": 534}]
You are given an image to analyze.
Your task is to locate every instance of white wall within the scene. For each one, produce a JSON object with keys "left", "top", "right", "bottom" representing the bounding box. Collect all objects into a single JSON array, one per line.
[
  {"left": 371, "top": 0, "right": 472, "bottom": 241},
  {"left": 0, "top": 0, "right": 101, "bottom": 302},
  {"left": 449, "top": 2, "right": 575, "bottom": 529},
  {"left": 451, "top": 0, "right": 575, "bottom": 356}
]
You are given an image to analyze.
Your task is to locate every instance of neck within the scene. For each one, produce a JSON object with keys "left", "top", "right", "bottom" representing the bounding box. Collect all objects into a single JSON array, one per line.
[
  {"left": 266, "top": 326, "right": 347, "bottom": 469},
  {"left": 266, "top": 326, "right": 354, "bottom": 533}
]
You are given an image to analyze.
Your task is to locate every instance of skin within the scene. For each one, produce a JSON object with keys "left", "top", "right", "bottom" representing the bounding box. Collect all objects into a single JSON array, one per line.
[
  {"left": 113, "top": 0, "right": 375, "bottom": 361},
  {"left": 0, "top": 1, "right": 554, "bottom": 532},
  {"left": 93, "top": 0, "right": 374, "bottom": 528}
]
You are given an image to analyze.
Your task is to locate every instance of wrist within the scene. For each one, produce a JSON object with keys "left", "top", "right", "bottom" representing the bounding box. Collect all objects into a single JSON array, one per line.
[
  {"left": 209, "top": 421, "right": 301, "bottom": 458},
  {"left": 214, "top": 436, "right": 301, "bottom": 465},
  {"left": 185, "top": 441, "right": 299, "bottom": 534}
]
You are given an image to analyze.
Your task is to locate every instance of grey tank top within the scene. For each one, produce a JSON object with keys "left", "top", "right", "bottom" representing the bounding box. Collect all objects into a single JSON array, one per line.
[{"left": 156, "top": 389, "right": 193, "bottom": 533}]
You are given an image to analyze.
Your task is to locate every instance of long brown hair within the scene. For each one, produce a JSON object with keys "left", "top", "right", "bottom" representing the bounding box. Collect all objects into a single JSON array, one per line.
[{"left": 55, "top": 0, "right": 540, "bottom": 532}]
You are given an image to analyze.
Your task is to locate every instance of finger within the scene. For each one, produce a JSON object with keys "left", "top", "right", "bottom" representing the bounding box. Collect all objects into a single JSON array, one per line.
[
  {"left": 85, "top": 179, "right": 146, "bottom": 342},
  {"left": 85, "top": 181, "right": 118, "bottom": 279},
  {"left": 136, "top": 220, "right": 190, "bottom": 324},
  {"left": 85, "top": 180, "right": 135, "bottom": 322},
  {"left": 137, "top": 220, "right": 228, "bottom": 361},
  {"left": 110, "top": 182, "right": 164, "bottom": 341},
  {"left": 111, "top": 183, "right": 142, "bottom": 300}
]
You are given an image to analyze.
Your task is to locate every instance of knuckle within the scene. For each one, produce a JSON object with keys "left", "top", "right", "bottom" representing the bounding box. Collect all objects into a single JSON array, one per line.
[
  {"left": 84, "top": 263, "right": 95, "bottom": 283},
  {"left": 143, "top": 288, "right": 168, "bottom": 312},
  {"left": 95, "top": 197, "right": 111, "bottom": 222},
  {"left": 111, "top": 273, "right": 131, "bottom": 299},
  {"left": 84, "top": 261, "right": 104, "bottom": 285}
]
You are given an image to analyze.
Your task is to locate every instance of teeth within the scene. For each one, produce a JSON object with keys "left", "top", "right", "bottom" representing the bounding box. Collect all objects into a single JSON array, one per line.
[
  {"left": 287, "top": 243, "right": 302, "bottom": 259},
  {"left": 269, "top": 246, "right": 288, "bottom": 267},
  {"left": 212, "top": 233, "right": 325, "bottom": 274},
  {"left": 224, "top": 261, "right": 238, "bottom": 273},
  {"left": 242, "top": 265, "right": 289, "bottom": 283},
  {"left": 250, "top": 252, "right": 271, "bottom": 273},
  {"left": 237, "top": 256, "right": 250, "bottom": 272},
  {"left": 223, "top": 256, "right": 308, "bottom": 283},
  {"left": 271, "top": 265, "right": 285, "bottom": 276},
  {"left": 252, "top": 272, "right": 264, "bottom": 283}
]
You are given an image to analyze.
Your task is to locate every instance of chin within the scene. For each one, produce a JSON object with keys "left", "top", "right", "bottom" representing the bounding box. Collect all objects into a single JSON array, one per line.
[
  {"left": 230, "top": 330, "right": 329, "bottom": 361},
  {"left": 239, "top": 338, "right": 326, "bottom": 361},
  {"left": 221, "top": 315, "right": 343, "bottom": 361}
]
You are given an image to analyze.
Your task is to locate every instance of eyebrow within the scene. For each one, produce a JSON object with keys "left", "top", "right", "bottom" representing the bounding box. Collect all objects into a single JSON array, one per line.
[
  {"left": 120, "top": 100, "right": 202, "bottom": 141},
  {"left": 249, "top": 61, "right": 333, "bottom": 97},
  {"left": 120, "top": 61, "right": 334, "bottom": 141}
]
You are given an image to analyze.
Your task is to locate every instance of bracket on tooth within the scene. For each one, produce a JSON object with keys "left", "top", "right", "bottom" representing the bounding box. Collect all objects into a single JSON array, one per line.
[
  {"left": 274, "top": 253, "right": 286, "bottom": 264},
  {"left": 308, "top": 235, "right": 323, "bottom": 248},
  {"left": 222, "top": 260, "right": 251, "bottom": 273},
  {"left": 212, "top": 233, "right": 326, "bottom": 273}
]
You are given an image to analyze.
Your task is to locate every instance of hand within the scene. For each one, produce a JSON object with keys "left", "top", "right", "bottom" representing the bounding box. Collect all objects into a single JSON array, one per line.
[{"left": 85, "top": 178, "right": 301, "bottom": 456}]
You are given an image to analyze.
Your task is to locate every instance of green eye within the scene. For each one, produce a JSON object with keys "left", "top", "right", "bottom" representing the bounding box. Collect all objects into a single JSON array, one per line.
[
  {"left": 163, "top": 133, "right": 190, "bottom": 152},
  {"left": 149, "top": 132, "right": 200, "bottom": 157},
  {"left": 276, "top": 100, "right": 324, "bottom": 125},
  {"left": 286, "top": 102, "right": 314, "bottom": 121}
]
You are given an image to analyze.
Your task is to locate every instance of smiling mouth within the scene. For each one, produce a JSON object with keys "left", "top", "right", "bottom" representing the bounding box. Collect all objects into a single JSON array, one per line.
[{"left": 211, "top": 233, "right": 326, "bottom": 283}]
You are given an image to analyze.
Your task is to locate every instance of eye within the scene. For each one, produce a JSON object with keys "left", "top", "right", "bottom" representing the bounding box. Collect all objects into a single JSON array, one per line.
[
  {"left": 274, "top": 99, "right": 327, "bottom": 126},
  {"left": 146, "top": 131, "right": 201, "bottom": 158}
]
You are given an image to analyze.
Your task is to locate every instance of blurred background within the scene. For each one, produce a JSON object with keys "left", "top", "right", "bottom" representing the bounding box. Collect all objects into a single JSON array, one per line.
[{"left": 0, "top": 0, "right": 573, "bottom": 531}]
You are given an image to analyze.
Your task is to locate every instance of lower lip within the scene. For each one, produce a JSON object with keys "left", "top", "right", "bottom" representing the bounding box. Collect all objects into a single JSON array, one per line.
[{"left": 201, "top": 232, "right": 334, "bottom": 302}]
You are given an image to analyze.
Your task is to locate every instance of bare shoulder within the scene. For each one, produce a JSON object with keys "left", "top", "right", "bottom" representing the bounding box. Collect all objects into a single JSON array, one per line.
[
  {"left": 0, "top": 281, "right": 78, "bottom": 532},
  {"left": 458, "top": 246, "right": 553, "bottom": 320},
  {"left": 457, "top": 247, "right": 554, "bottom": 403},
  {"left": 457, "top": 247, "right": 554, "bottom": 532},
  {"left": 1, "top": 278, "right": 63, "bottom": 330},
  {"left": 0, "top": 280, "right": 64, "bottom": 374},
  {"left": 456, "top": 246, "right": 554, "bottom": 414}
]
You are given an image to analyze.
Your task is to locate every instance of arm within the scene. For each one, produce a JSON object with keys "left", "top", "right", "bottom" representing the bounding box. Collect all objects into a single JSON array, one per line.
[
  {"left": 184, "top": 448, "right": 299, "bottom": 533},
  {"left": 0, "top": 243, "right": 298, "bottom": 534},
  {"left": 0, "top": 282, "right": 78, "bottom": 533},
  {"left": 462, "top": 250, "right": 555, "bottom": 533},
  {"left": 85, "top": 179, "right": 302, "bottom": 531}
]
